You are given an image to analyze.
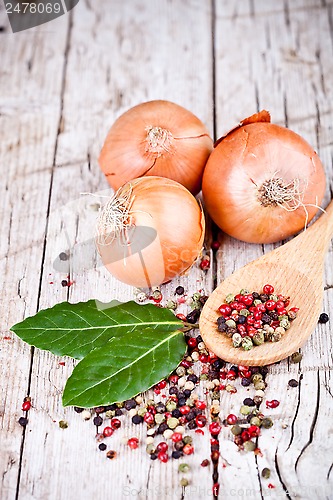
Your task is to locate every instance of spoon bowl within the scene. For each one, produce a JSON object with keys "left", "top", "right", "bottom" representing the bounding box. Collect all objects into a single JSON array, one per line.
[{"left": 199, "top": 201, "right": 333, "bottom": 365}]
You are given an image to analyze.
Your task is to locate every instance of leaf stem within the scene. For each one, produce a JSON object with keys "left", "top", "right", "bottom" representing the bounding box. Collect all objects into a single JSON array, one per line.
[{"left": 181, "top": 322, "right": 199, "bottom": 332}]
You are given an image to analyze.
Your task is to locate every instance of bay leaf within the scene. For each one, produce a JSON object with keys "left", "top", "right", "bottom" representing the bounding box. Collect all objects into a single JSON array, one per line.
[
  {"left": 62, "top": 327, "right": 186, "bottom": 407},
  {"left": 11, "top": 301, "right": 183, "bottom": 360}
]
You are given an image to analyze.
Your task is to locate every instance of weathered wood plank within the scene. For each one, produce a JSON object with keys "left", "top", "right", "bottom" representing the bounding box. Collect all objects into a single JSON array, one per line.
[
  {"left": 17, "top": 0, "right": 215, "bottom": 499},
  {"left": 0, "top": 12, "right": 71, "bottom": 499},
  {"left": 214, "top": 0, "right": 333, "bottom": 498}
]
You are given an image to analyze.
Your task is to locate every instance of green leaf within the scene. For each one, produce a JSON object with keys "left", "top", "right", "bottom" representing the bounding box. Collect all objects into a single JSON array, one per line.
[
  {"left": 62, "top": 328, "right": 186, "bottom": 407},
  {"left": 11, "top": 301, "right": 183, "bottom": 360}
]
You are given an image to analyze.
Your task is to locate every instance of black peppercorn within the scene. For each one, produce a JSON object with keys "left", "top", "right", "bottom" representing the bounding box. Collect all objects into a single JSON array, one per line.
[
  {"left": 105, "top": 403, "right": 117, "bottom": 411},
  {"left": 172, "top": 450, "right": 183, "bottom": 459},
  {"left": 186, "top": 309, "right": 200, "bottom": 324},
  {"left": 156, "top": 403, "right": 166, "bottom": 413},
  {"left": 172, "top": 409, "right": 182, "bottom": 418},
  {"left": 188, "top": 420, "right": 197, "bottom": 430},
  {"left": 252, "top": 292, "right": 260, "bottom": 299},
  {"left": 260, "top": 293, "right": 269, "bottom": 302},
  {"left": 175, "top": 286, "right": 185, "bottom": 295},
  {"left": 124, "top": 399, "right": 137, "bottom": 410},
  {"left": 212, "top": 359, "right": 225, "bottom": 370},
  {"left": 288, "top": 379, "right": 299, "bottom": 387},
  {"left": 61, "top": 279, "right": 68, "bottom": 287},
  {"left": 93, "top": 416, "right": 103, "bottom": 427},
  {"left": 187, "top": 374, "right": 198, "bottom": 384},
  {"left": 18, "top": 417, "right": 28, "bottom": 427},
  {"left": 157, "top": 423, "right": 168, "bottom": 434},
  {"left": 174, "top": 441, "right": 184, "bottom": 451},
  {"left": 186, "top": 410, "right": 196, "bottom": 421},
  {"left": 74, "top": 407, "right": 84, "bottom": 413},
  {"left": 99, "top": 443, "right": 107, "bottom": 451},
  {"left": 169, "top": 386, "right": 178, "bottom": 395},
  {"left": 259, "top": 366, "right": 269, "bottom": 377},
  {"left": 132, "top": 415, "right": 143, "bottom": 425},
  {"left": 238, "top": 315, "right": 246, "bottom": 324},
  {"left": 196, "top": 335, "right": 203, "bottom": 344},
  {"left": 261, "top": 313, "right": 272, "bottom": 324},
  {"left": 243, "top": 398, "right": 255, "bottom": 407},
  {"left": 183, "top": 389, "right": 192, "bottom": 398},
  {"left": 150, "top": 453, "right": 158, "bottom": 460},
  {"left": 178, "top": 398, "right": 187, "bottom": 407},
  {"left": 319, "top": 313, "right": 329, "bottom": 323},
  {"left": 115, "top": 408, "right": 123, "bottom": 416},
  {"left": 241, "top": 378, "right": 251, "bottom": 387}
]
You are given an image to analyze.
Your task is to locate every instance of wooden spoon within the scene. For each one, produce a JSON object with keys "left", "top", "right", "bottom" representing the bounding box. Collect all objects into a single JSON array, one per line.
[{"left": 199, "top": 200, "right": 333, "bottom": 366}]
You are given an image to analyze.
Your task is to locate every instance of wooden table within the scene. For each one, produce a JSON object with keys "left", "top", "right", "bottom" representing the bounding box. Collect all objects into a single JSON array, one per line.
[{"left": 1, "top": 1, "right": 332, "bottom": 498}]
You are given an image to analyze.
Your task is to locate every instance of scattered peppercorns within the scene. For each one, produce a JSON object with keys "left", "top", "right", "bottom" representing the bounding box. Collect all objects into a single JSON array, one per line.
[{"left": 319, "top": 312, "right": 329, "bottom": 323}]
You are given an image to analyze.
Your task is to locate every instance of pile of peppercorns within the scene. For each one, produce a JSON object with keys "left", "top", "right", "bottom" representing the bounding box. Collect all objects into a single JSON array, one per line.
[{"left": 216, "top": 284, "right": 299, "bottom": 350}]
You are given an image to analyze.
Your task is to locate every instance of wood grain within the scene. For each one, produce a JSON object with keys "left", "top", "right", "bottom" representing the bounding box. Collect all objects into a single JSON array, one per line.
[{"left": 0, "top": 0, "right": 332, "bottom": 499}]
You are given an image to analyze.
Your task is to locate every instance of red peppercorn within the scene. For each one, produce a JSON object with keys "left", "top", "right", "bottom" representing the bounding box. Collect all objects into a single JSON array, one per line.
[
  {"left": 195, "top": 415, "right": 207, "bottom": 427},
  {"left": 209, "top": 422, "right": 221, "bottom": 436},
  {"left": 164, "top": 412, "right": 172, "bottom": 420},
  {"left": 201, "top": 459, "right": 210, "bottom": 467},
  {"left": 156, "top": 441, "right": 168, "bottom": 453},
  {"left": 241, "top": 430, "right": 251, "bottom": 442},
  {"left": 158, "top": 380, "right": 167, "bottom": 389},
  {"left": 127, "top": 437, "right": 139, "bottom": 449},
  {"left": 154, "top": 388, "right": 161, "bottom": 395},
  {"left": 237, "top": 324, "right": 247, "bottom": 334},
  {"left": 277, "top": 307, "right": 287, "bottom": 316},
  {"left": 253, "top": 311, "right": 262, "bottom": 320},
  {"left": 226, "top": 370, "right": 236, "bottom": 380},
  {"left": 199, "top": 354, "right": 209, "bottom": 363},
  {"left": 183, "top": 444, "right": 194, "bottom": 455},
  {"left": 169, "top": 374, "right": 179, "bottom": 384},
  {"left": 179, "top": 405, "right": 191, "bottom": 415},
  {"left": 246, "top": 315, "right": 255, "bottom": 325},
  {"left": 218, "top": 304, "right": 231, "bottom": 316},
  {"left": 200, "top": 258, "right": 210, "bottom": 270},
  {"left": 257, "top": 303, "right": 266, "bottom": 312},
  {"left": 242, "top": 294, "right": 254, "bottom": 306},
  {"left": 219, "top": 372, "right": 227, "bottom": 380},
  {"left": 171, "top": 432, "right": 183, "bottom": 443},
  {"left": 187, "top": 337, "right": 198, "bottom": 349},
  {"left": 263, "top": 284, "right": 274, "bottom": 294},
  {"left": 266, "top": 399, "right": 280, "bottom": 409},
  {"left": 103, "top": 426, "right": 114, "bottom": 437},
  {"left": 144, "top": 413, "right": 155, "bottom": 425},
  {"left": 195, "top": 400, "right": 206, "bottom": 410},
  {"left": 180, "top": 359, "right": 192, "bottom": 368},
  {"left": 248, "top": 425, "right": 260, "bottom": 437},
  {"left": 234, "top": 294, "right": 243, "bottom": 302},
  {"left": 22, "top": 401, "right": 31, "bottom": 412},
  {"left": 157, "top": 451, "right": 168, "bottom": 463},
  {"left": 289, "top": 307, "right": 299, "bottom": 313},
  {"left": 110, "top": 418, "right": 121, "bottom": 429},
  {"left": 176, "top": 313, "right": 187, "bottom": 321},
  {"left": 211, "top": 241, "right": 220, "bottom": 251},
  {"left": 226, "top": 414, "right": 238, "bottom": 425},
  {"left": 275, "top": 300, "right": 285, "bottom": 309},
  {"left": 147, "top": 405, "right": 157, "bottom": 414},
  {"left": 265, "top": 300, "right": 276, "bottom": 311},
  {"left": 253, "top": 320, "right": 263, "bottom": 329},
  {"left": 238, "top": 364, "right": 249, "bottom": 372},
  {"left": 246, "top": 326, "right": 257, "bottom": 337}
]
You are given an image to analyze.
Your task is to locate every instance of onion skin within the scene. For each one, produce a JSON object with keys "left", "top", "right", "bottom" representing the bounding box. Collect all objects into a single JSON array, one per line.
[
  {"left": 202, "top": 121, "right": 326, "bottom": 244},
  {"left": 96, "top": 177, "right": 205, "bottom": 287},
  {"left": 99, "top": 100, "right": 213, "bottom": 196}
]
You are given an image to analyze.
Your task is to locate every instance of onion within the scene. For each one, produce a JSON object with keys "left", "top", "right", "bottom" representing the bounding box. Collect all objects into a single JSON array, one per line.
[
  {"left": 202, "top": 111, "right": 326, "bottom": 243},
  {"left": 99, "top": 100, "right": 213, "bottom": 195},
  {"left": 96, "top": 176, "right": 205, "bottom": 287}
]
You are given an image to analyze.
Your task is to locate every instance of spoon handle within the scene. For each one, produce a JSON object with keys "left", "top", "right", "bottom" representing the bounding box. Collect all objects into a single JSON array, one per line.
[{"left": 310, "top": 199, "right": 333, "bottom": 248}]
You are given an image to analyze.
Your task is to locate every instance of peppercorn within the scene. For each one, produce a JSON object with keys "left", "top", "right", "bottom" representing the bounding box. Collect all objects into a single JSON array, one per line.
[
  {"left": 253, "top": 331, "right": 265, "bottom": 346},
  {"left": 243, "top": 440, "right": 256, "bottom": 452},
  {"left": 231, "top": 424, "right": 242, "bottom": 435},
  {"left": 106, "top": 450, "right": 117, "bottom": 460},
  {"left": 291, "top": 352, "right": 303, "bottom": 363},
  {"left": 18, "top": 417, "right": 28, "bottom": 427},
  {"left": 172, "top": 450, "right": 182, "bottom": 459},
  {"left": 261, "top": 417, "right": 273, "bottom": 429},
  {"left": 262, "top": 467, "right": 271, "bottom": 479},
  {"left": 243, "top": 398, "right": 255, "bottom": 407},
  {"left": 174, "top": 440, "right": 185, "bottom": 451},
  {"left": 319, "top": 313, "right": 329, "bottom": 323},
  {"left": 241, "top": 378, "right": 251, "bottom": 387},
  {"left": 288, "top": 379, "right": 299, "bottom": 387},
  {"left": 157, "top": 423, "right": 169, "bottom": 434},
  {"left": 124, "top": 399, "right": 137, "bottom": 410},
  {"left": 98, "top": 443, "right": 107, "bottom": 451},
  {"left": 93, "top": 416, "right": 103, "bottom": 427},
  {"left": 150, "top": 453, "right": 158, "bottom": 460},
  {"left": 178, "top": 463, "right": 190, "bottom": 473},
  {"left": 132, "top": 415, "right": 143, "bottom": 425},
  {"left": 242, "top": 336, "right": 253, "bottom": 351},
  {"left": 74, "top": 406, "right": 84, "bottom": 413}
]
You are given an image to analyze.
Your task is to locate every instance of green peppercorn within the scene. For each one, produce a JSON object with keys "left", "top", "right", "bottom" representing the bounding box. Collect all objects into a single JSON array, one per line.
[
  {"left": 232, "top": 333, "right": 242, "bottom": 348},
  {"left": 280, "top": 318, "right": 290, "bottom": 329},
  {"left": 240, "top": 405, "right": 251, "bottom": 415},
  {"left": 250, "top": 416, "right": 262, "bottom": 427},
  {"left": 291, "top": 352, "right": 303, "bottom": 363},
  {"left": 231, "top": 424, "right": 242, "bottom": 435},
  {"left": 226, "top": 319, "right": 236, "bottom": 328},
  {"left": 211, "top": 391, "right": 220, "bottom": 401},
  {"left": 183, "top": 435, "right": 193, "bottom": 445},
  {"left": 178, "top": 463, "right": 190, "bottom": 473},
  {"left": 176, "top": 366, "right": 186, "bottom": 377},
  {"left": 167, "top": 417, "right": 179, "bottom": 429},
  {"left": 239, "top": 308, "right": 250, "bottom": 317},
  {"left": 253, "top": 396, "right": 263, "bottom": 407},
  {"left": 254, "top": 381, "right": 266, "bottom": 391},
  {"left": 253, "top": 331, "right": 265, "bottom": 346},
  {"left": 225, "top": 293, "right": 235, "bottom": 303},
  {"left": 166, "top": 299, "right": 177, "bottom": 310},
  {"left": 166, "top": 400, "right": 177, "bottom": 412},
  {"left": 186, "top": 398, "right": 195, "bottom": 407},
  {"left": 154, "top": 414, "right": 165, "bottom": 425},
  {"left": 146, "top": 443, "right": 156, "bottom": 455},
  {"left": 242, "top": 336, "right": 253, "bottom": 351},
  {"left": 192, "top": 292, "right": 201, "bottom": 302},
  {"left": 253, "top": 299, "right": 262, "bottom": 306},
  {"left": 239, "top": 288, "right": 250, "bottom": 295},
  {"left": 270, "top": 330, "right": 282, "bottom": 342},
  {"left": 200, "top": 374, "right": 208, "bottom": 381},
  {"left": 137, "top": 407, "right": 147, "bottom": 417},
  {"left": 105, "top": 410, "right": 115, "bottom": 418},
  {"left": 252, "top": 373, "right": 263, "bottom": 384},
  {"left": 261, "top": 417, "right": 273, "bottom": 429},
  {"left": 180, "top": 478, "right": 189, "bottom": 487},
  {"left": 59, "top": 420, "right": 68, "bottom": 429},
  {"left": 243, "top": 440, "right": 256, "bottom": 452},
  {"left": 261, "top": 467, "right": 271, "bottom": 479}
]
